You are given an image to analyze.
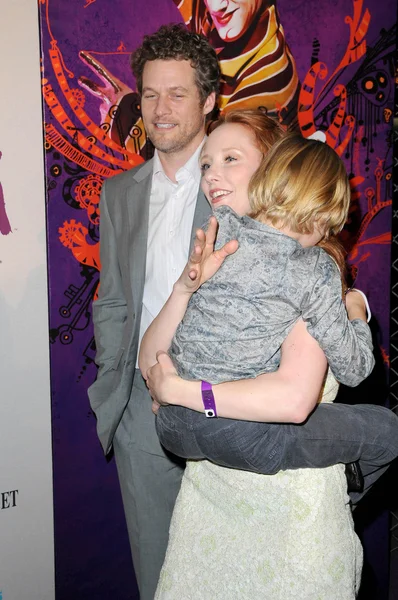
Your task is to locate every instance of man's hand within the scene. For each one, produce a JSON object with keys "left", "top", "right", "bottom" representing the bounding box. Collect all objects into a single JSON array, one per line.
[
  {"left": 147, "top": 351, "right": 180, "bottom": 414},
  {"left": 175, "top": 216, "right": 239, "bottom": 296}
]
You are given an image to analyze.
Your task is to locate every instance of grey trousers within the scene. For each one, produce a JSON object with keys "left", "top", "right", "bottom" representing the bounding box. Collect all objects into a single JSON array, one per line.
[
  {"left": 113, "top": 371, "right": 184, "bottom": 600},
  {"left": 156, "top": 402, "right": 398, "bottom": 504}
]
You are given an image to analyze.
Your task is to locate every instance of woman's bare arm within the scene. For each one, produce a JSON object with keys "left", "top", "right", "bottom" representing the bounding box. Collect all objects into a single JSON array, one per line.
[{"left": 147, "top": 319, "right": 328, "bottom": 423}]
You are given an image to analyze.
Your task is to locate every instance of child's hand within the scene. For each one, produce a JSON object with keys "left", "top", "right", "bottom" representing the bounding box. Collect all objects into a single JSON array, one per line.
[
  {"left": 174, "top": 216, "right": 239, "bottom": 295},
  {"left": 345, "top": 289, "right": 370, "bottom": 323}
]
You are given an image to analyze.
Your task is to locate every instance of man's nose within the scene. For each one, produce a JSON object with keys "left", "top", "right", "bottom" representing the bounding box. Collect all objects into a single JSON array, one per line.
[{"left": 154, "top": 95, "right": 171, "bottom": 117}]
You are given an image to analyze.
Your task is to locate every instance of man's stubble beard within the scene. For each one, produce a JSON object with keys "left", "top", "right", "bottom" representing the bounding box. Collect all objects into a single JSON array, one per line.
[{"left": 147, "top": 116, "right": 205, "bottom": 155}]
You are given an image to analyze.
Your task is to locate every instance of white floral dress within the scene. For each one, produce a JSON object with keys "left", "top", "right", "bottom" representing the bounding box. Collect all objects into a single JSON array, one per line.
[{"left": 155, "top": 371, "right": 363, "bottom": 600}]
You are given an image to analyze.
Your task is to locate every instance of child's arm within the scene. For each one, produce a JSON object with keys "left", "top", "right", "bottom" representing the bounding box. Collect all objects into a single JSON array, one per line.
[
  {"left": 138, "top": 217, "right": 238, "bottom": 377},
  {"left": 301, "top": 251, "right": 375, "bottom": 387},
  {"left": 148, "top": 319, "right": 328, "bottom": 423}
]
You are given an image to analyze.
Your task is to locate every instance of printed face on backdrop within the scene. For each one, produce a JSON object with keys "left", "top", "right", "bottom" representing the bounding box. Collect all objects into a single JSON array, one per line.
[
  {"left": 200, "top": 122, "right": 263, "bottom": 215},
  {"left": 204, "top": 0, "right": 265, "bottom": 41},
  {"left": 141, "top": 59, "right": 215, "bottom": 156}
]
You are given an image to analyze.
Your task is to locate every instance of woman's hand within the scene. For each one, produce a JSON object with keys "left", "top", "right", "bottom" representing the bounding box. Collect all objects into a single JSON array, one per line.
[
  {"left": 138, "top": 219, "right": 237, "bottom": 376},
  {"left": 175, "top": 216, "right": 239, "bottom": 296},
  {"left": 147, "top": 351, "right": 181, "bottom": 414}
]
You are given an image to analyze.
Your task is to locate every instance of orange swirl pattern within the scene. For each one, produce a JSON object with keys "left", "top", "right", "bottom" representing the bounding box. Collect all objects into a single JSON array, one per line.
[
  {"left": 45, "top": 124, "right": 122, "bottom": 179},
  {"left": 47, "top": 41, "right": 143, "bottom": 169}
]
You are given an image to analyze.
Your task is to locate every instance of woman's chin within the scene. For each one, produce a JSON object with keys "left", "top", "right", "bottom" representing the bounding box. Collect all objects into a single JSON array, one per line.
[{"left": 211, "top": 198, "right": 229, "bottom": 210}]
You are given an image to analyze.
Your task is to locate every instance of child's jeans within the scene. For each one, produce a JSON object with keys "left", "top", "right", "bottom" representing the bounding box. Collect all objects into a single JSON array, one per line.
[{"left": 156, "top": 402, "right": 398, "bottom": 504}]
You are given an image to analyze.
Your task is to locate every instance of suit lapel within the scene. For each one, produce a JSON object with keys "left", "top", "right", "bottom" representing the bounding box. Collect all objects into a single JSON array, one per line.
[
  {"left": 126, "top": 160, "right": 153, "bottom": 316},
  {"left": 190, "top": 188, "right": 211, "bottom": 252}
]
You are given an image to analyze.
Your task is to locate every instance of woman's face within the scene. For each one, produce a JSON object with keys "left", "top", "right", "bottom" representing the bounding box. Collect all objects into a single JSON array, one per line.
[
  {"left": 204, "top": 0, "right": 264, "bottom": 42},
  {"left": 200, "top": 122, "right": 263, "bottom": 216}
]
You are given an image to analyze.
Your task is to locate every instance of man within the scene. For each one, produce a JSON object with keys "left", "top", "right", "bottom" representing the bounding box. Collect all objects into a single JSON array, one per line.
[{"left": 88, "top": 24, "right": 220, "bottom": 600}]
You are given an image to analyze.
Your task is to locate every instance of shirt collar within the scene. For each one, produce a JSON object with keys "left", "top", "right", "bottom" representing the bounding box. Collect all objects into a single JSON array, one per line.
[
  {"left": 153, "top": 137, "right": 206, "bottom": 185},
  {"left": 152, "top": 150, "right": 164, "bottom": 178}
]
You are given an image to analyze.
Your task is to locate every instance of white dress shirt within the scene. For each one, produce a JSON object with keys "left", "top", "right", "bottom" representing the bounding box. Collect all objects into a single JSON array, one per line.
[{"left": 137, "top": 140, "right": 205, "bottom": 360}]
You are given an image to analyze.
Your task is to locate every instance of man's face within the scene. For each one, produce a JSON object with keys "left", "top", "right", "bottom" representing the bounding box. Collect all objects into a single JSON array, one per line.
[
  {"left": 141, "top": 59, "right": 215, "bottom": 156},
  {"left": 204, "top": 0, "right": 263, "bottom": 42}
]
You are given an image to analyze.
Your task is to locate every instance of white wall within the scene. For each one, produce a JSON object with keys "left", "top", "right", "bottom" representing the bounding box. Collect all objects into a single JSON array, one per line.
[{"left": 0, "top": 2, "right": 55, "bottom": 599}]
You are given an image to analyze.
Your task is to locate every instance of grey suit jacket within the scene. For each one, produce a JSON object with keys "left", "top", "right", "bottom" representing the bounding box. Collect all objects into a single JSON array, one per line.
[{"left": 88, "top": 158, "right": 212, "bottom": 454}]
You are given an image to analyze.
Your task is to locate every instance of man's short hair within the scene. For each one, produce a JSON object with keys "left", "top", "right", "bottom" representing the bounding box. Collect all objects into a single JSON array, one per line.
[{"left": 131, "top": 23, "right": 221, "bottom": 105}]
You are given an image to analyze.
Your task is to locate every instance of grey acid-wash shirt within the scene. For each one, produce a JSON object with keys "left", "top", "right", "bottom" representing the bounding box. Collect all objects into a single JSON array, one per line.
[{"left": 170, "top": 206, "right": 374, "bottom": 386}]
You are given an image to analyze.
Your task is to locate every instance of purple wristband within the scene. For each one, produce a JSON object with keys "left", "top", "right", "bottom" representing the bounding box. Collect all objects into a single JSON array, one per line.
[{"left": 201, "top": 381, "right": 217, "bottom": 418}]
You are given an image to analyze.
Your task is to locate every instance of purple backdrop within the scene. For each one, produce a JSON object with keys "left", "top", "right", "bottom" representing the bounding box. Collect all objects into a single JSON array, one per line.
[{"left": 39, "top": 1, "right": 396, "bottom": 598}]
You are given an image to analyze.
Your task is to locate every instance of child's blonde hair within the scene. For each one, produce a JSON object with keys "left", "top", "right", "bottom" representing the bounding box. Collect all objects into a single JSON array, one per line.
[{"left": 249, "top": 134, "right": 351, "bottom": 237}]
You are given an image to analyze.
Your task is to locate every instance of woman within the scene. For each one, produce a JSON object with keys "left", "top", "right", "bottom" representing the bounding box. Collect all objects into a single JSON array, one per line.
[
  {"left": 141, "top": 111, "right": 396, "bottom": 498},
  {"left": 138, "top": 109, "right": 365, "bottom": 599}
]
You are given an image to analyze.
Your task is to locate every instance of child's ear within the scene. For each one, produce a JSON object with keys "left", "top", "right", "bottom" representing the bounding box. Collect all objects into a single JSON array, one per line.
[{"left": 315, "top": 218, "right": 328, "bottom": 239}]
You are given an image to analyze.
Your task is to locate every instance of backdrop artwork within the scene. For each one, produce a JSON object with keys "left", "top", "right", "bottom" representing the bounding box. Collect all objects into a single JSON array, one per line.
[{"left": 39, "top": 0, "right": 395, "bottom": 598}]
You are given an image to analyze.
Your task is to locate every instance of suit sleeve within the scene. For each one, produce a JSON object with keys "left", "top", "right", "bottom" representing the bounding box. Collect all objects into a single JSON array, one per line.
[
  {"left": 92, "top": 180, "right": 128, "bottom": 378},
  {"left": 301, "top": 250, "right": 375, "bottom": 387}
]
